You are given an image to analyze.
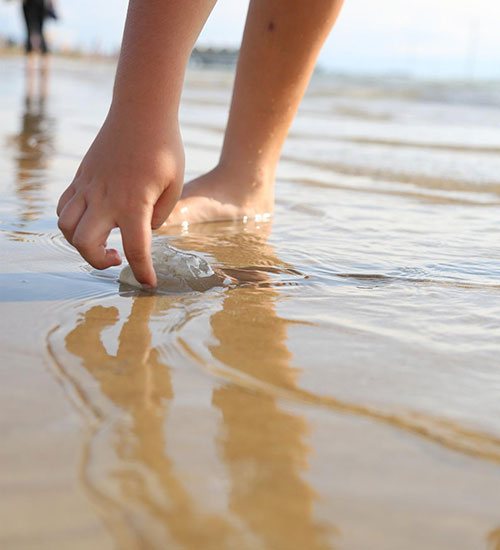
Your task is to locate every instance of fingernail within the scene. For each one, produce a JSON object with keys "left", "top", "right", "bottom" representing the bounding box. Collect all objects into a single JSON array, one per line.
[{"left": 141, "top": 283, "right": 153, "bottom": 290}]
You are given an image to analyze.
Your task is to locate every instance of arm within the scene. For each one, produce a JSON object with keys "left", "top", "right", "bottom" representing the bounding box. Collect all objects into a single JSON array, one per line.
[
  {"left": 220, "top": 0, "right": 345, "bottom": 174},
  {"left": 57, "top": 0, "right": 216, "bottom": 287}
]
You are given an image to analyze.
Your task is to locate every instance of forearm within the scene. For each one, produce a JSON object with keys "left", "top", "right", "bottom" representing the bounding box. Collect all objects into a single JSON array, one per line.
[
  {"left": 111, "top": 0, "right": 216, "bottom": 123},
  {"left": 57, "top": 0, "right": 217, "bottom": 286}
]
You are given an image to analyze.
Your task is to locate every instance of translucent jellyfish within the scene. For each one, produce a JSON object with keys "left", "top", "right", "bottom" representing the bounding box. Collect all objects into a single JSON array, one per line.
[{"left": 119, "top": 243, "right": 225, "bottom": 292}]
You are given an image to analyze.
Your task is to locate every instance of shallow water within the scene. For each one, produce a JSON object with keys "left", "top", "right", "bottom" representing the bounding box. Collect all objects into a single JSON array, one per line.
[{"left": 2, "top": 55, "right": 500, "bottom": 549}]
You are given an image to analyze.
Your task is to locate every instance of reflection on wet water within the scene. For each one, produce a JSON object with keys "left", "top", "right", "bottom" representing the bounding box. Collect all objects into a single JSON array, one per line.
[
  {"left": 9, "top": 88, "right": 55, "bottom": 226},
  {"left": 47, "top": 231, "right": 333, "bottom": 549},
  {"left": 208, "top": 291, "right": 330, "bottom": 550},
  {"left": 2, "top": 56, "right": 500, "bottom": 549},
  {"left": 57, "top": 298, "right": 229, "bottom": 549}
]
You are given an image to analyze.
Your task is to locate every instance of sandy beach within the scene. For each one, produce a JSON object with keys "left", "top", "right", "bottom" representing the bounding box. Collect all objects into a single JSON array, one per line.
[{"left": 1, "top": 55, "right": 500, "bottom": 549}]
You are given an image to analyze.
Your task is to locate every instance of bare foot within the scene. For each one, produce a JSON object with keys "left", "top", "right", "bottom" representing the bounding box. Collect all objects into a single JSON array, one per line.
[{"left": 163, "top": 164, "right": 274, "bottom": 227}]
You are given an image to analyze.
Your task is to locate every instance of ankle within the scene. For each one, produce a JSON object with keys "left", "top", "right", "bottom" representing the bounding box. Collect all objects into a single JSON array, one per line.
[{"left": 216, "top": 158, "right": 275, "bottom": 192}]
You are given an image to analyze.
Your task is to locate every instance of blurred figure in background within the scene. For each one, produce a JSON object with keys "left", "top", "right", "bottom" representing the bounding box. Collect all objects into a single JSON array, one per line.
[{"left": 21, "top": 0, "right": 57, "bottom": 89}]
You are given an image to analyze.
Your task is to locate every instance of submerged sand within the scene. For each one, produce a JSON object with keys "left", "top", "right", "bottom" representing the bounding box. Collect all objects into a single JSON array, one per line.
[{"left": 2, "top": 56, "right": 500, "bottom": 549}]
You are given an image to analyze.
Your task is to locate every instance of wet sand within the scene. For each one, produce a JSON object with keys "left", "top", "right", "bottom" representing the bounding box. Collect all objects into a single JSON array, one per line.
[{"left": 2, "top": 56, "right": 500, "bottom": 549}]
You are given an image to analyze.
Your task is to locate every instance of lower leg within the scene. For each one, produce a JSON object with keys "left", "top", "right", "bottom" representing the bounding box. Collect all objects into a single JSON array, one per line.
[
  {"left": 40, "top": 54, "right": 50, "bottom": 98},
  {"left": 39, "top": 14, "right": 48, "bottom": 56},
  {"left": 168, "top": 0, "right": 344, "bottom": 226},
  {"left": 25, "top": 52, "right": 36, "bottom": 97},
  {"left": 39, "top": 16, "right": 50, "bottom": 85}
]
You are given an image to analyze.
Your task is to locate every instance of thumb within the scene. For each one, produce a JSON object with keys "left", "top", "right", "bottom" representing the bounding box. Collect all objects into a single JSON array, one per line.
[{"left": 151, "top": 184, "right": 183, "bottom": 230}]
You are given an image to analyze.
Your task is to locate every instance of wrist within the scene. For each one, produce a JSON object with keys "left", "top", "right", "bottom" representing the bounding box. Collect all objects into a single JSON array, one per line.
[
  {"left": 110, "top": 85, "right": 181, "bottom": 120},
  {"left": 107, "top": 96, "right": 179, "bottom": 133}
]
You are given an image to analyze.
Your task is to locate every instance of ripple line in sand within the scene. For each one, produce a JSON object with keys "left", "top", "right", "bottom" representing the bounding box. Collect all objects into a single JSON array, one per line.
[
  {"left": 180, "top": 340, "right": 500, "bottom": 467},
  {"left": 287, "top": 176, "right": 500, "bottom": 207},
  {"left": 1, "top": 227, "right": 79, "bottom": 258},
  {"left": 334, "top": 272, "right": 500, "bottom": 291},
  {"left": 48, "top": 231, "right": 77, "bottom": 251},
  {"left": 347, "top": 137, "right": 500, "bottom": 155},
  {"left": 222, "top": 265, "right": 308, "bottom": 289},
  {"left": 280, "top": 154, "right": 500, "bottom": 196}
]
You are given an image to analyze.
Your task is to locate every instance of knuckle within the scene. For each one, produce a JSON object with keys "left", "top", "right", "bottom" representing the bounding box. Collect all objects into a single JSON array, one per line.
[
  {"left": 79, "top": 186, "right": 95, "bottom": 205},
  {"left": 57, "top": 217, "right": 71, "bottom": 233},
  {"left": 120, "top": 197, "right": 149, "bottom": 214},
  {"left": 76, "top": 179, "right": 105, "bottom": 207}
]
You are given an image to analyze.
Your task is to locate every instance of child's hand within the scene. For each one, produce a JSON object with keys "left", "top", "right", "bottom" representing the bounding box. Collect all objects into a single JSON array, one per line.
[{"left": 56, "top": 109, "right": 184, "bottom": 287}]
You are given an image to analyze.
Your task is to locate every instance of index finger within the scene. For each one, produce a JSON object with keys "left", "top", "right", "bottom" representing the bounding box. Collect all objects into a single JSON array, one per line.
[{"left": 120, "top": 215, "right": 156, "bottom": 287}]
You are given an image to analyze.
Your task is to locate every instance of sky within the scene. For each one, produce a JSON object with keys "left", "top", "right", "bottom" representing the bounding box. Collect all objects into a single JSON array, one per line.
[{"left": 1, "top": 0, "right": 499, "bottom": 79}]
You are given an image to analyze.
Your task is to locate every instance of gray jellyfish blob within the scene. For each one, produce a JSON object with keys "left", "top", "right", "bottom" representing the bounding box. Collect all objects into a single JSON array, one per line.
[{"left": 119, "top": 243, "right": 226, "bottom": 292}]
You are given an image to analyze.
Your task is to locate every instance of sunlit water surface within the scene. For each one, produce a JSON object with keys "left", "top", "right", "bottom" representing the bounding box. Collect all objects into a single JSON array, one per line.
[{"left": 1, "top": 56, "right": 500, "bottom": 550}]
